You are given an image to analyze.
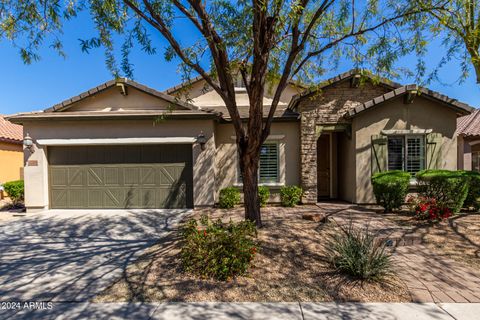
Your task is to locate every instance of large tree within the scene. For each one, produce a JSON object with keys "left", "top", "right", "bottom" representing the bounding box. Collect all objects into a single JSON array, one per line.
[
  {"left": 0, "top": 0, "right": 446, "bottom": 226},
  {"left": 414, "top": 0, "right": 480, "bottom": 84}
]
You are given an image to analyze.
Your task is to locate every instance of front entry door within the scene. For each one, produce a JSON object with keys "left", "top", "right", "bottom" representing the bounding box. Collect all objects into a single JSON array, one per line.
[{"left": 317, "top": 134, "right": 330, "bottom": 199}]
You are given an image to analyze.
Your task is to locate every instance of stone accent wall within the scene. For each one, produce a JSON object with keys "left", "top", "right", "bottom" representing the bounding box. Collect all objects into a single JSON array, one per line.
[{"left": 298, "top": 79, "right": 392, "bottom": 203}]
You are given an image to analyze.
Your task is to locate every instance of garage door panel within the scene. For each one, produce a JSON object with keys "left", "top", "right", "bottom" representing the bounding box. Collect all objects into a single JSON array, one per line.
[
  {"left": 87, "top": 167, "right": 104, "bottom": 186},
  {"left": 104, "top": 189, "right": 125, "bottom": 208},
  {"left": 140, "top": 189, "right": 156, "bottom": 208},
  {"left": 88, "top": 189, "right": 103, "bottom": 208},
  {"left": 50, "top": 189, "right": 68, "bottom": 208},
  {"left": 68, "top": 189, "right": 87, "bottom": 208},
  {"left": 124, "top": 167, "right": 140, "bottom": 186},
  {"left": 51, "top": 168, "right": 68, "bottom": 187},
  {"left": 141, "top": 167, "right": 156, "bottom": 186},
  {"left": 68, "top": 168, "right": 85, "bottom": 187},
  {"left": 49, "top": 145, "right": 193, "bottom": 209},
  {"left": 105, "top": 168, "right": 121, "bottom": 186}
]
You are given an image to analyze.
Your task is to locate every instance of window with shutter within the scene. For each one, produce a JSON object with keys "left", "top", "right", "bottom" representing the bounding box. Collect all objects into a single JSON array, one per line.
[
  {"left": 259, "top": 143, "right": 279, "bottom": 183},
  {"left": 387, "top": 135, "right": 426, "bottom": 174},
  {"left": 387, "top": 136, "right": 404, "bottom": 171},
  {"left": 237, "top": 142, "right": 280, "bottom": 184}
]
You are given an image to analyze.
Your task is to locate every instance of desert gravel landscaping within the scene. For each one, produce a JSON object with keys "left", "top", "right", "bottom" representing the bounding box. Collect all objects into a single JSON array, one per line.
[{"left": 95, "top": 205, "right": 410, "bottom": 303}]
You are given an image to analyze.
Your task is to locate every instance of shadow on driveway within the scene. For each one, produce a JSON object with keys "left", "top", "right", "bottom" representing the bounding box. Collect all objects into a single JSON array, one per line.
[{"left": 0, "top": 209, "right": 190, "bottom": 303}]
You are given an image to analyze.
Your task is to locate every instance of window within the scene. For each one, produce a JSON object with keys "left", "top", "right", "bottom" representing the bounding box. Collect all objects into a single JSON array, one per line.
[
  {"left": 387, "top": 135, "right": 425, "bottom": 174},
  {"left": 238, "top": 142, "right": 279, "bottom": 184},
  {"left": 473, "top": 152, "right": 480, "bottom": 171},
  {"left": 259, "top": 143, "right": 279, "bottom": 183}
]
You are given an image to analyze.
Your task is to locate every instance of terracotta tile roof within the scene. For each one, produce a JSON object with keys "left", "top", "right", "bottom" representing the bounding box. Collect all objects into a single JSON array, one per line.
[
  {"left": 457, "top": 108, "right": 480, "bottom": 137},
  {"left": 0, "top": 115, "right": 23, "bottom": 144}
]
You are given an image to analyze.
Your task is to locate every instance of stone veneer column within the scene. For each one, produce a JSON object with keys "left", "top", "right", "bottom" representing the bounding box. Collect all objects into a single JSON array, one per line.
[{"left": 300, "top": 114, "right": 318, "bottom": 204}]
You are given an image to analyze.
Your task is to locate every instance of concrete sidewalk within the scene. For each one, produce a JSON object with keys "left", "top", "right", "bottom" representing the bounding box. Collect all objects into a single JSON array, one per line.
[{"left": 2, "top": 302, "right": 479, "bottom": 320}]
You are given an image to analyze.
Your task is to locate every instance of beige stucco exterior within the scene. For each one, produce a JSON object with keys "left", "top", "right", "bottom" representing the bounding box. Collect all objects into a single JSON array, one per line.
[
  {"left": 12, "top": 73, "right": 471, "bottom": 211},
  {"left": 22, "top": 119, "right": 216, "bottom": 211},
  {"left": 67, "top": 86, "right": 173, "bottom": 112},
  {"left": 352, "top": 96, "right": 458, "bottom": 203},
  {"left": 215, "top": 122, "right": 300, "bottom": 202},
  {"left": 0, "top": 142, "right": 23, "bottom": 183}
]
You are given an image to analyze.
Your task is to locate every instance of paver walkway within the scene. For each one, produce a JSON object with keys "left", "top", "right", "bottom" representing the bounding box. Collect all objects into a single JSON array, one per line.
[{"left": 319, "top": 202, "right": 480, "bottom": 303}]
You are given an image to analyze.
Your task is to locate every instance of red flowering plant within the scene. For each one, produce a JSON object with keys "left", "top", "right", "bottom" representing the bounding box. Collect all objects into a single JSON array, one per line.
[
  {"left": 181, "top": 214, "right": 258, "bottom": 281},
  {"left": 406, "top": 195, "right": 452, "bottom": 221}
]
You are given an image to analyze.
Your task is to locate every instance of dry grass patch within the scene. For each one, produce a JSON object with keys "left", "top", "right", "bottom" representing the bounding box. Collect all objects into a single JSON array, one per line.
[
  {"left": 385, "top": 211, "right": 480, "bottom": 270},
  {"left": 94, "top": 206, "right": 410, "bottom": 303}
]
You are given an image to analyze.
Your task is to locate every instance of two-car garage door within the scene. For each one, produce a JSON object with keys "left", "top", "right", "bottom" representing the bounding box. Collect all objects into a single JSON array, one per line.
[{"left": 48, "top": 145, "right": 193, "bottom": 209}]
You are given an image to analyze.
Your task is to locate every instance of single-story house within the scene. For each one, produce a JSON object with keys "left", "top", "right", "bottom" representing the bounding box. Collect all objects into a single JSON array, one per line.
[
  {"left": 8, "top": 70, "right": 474, "bottom": 212},
  {"left": 457, "top": 109, "right": 480, "bottom": 171},
  {"left": 0, "top": 115, "right": 23, "bottom": 187}
]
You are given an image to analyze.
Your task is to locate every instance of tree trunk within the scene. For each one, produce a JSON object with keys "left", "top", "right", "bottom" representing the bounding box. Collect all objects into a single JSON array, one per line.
[{"left": 239, "top": 148, "right": 262, "bottom": 227}]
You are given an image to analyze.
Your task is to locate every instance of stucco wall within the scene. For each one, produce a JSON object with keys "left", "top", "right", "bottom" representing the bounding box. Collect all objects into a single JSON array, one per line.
[
  {"left": 22, "top": 119, "right": 216, "bottom": 211},
  {"left": 215, "top": 122, "right": 300, "bottom": 202},
  {"left": 67, "top": 87, "right": 172, "bottom": 112},
  {"left": 0, "top": 142, "right": 23, "bottom": 183},
  {"left": 353, "top": 96, "right": 458, "bottom": 203}
]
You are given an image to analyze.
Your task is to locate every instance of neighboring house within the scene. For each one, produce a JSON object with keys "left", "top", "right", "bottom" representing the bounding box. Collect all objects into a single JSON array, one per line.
[
  {"left": 8, "top": 70, "right": 474, "bottom": 212},
  {"left": 0, "top": 115, "right": 23, "bottom": 185},
  {"left": 457, "top": 109, "right": 480, "bottom": 171}
]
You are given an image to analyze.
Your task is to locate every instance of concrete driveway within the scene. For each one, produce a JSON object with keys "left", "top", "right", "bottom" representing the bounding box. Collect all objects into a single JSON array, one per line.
[{"left": 0, "top": 209, "right": 190, "bottom": 302}]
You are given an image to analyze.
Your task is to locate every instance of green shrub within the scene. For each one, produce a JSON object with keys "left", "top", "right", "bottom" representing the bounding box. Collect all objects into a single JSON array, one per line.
[
  {"left": 327, "top": 222, "right": 392, "bottom": 281},
  {"left": 258, "top": 186, "right": 270, "bottom": 207},
  {"left": 2, "top": 180, "right": 24, "bottom": 206},
  {"left": 181, "top": 215, "right": 257, "bottom": 281},
  {"left": 219, "top": 187, "right": 241, "bottom": 209},
  {"left": 371, "top": 171, "right": 410, "bottom": 212},
  {"left": 462, "top": 171, "right": 480, "bottom": 211},
  {"left": 280, "top": 185, "right": 303, "bottom": 207},
  {"left": 416, "top": 170, "right": 469, "bottom": 213}
]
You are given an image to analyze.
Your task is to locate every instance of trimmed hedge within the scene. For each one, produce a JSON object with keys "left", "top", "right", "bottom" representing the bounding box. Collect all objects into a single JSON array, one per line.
[
  {"left": 219, "top": 187, "right": 241, "bottom": 209},
  {"left": 462, "top": 171, "right": 480, "bottom": 210},
  {"left": 2, "top": 180, "right": 24, "bottom": 206},
  {"left": 416, "top": 170, "right": 469, "bottom": 213},
  {"left": 371, "top": 171, "right": 410, "bottom": 212},
  {"left": 280, "top": 185, "right": 303, "bottom": 207},
  {"left": 258, "top": 186, "right": 270, "bottom": 207}
]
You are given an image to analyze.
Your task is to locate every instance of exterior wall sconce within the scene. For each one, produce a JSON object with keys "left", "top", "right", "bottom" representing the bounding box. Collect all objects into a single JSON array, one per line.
[
  {"left": 197, "top": 132, "right": 207, "bottom": 150},
  {"left": 23, "top": 133, "right": 35, "bottom": 153}
]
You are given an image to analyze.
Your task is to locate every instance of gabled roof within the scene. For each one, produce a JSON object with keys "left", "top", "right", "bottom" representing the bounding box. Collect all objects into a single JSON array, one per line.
[
  {"left": 165, "top": 74, "right": 306, "bottom": 95},
  {"left": 8, "top": 78, "right": 222, "bottom": 124},
  {"left": 44, "top": 78, "right": 201, "bottom": 113},
  {"left": 346, "top": 85, "right": 474, "bottom": 118},
  {"left": 0, "top": 115, "right": 23, "bottom": 144},
  {"left": 287, "top": 69, "right": 402, "bottom": 110},
  {"left": 457, "top": 108, "right": 480, "bottom": 137}
]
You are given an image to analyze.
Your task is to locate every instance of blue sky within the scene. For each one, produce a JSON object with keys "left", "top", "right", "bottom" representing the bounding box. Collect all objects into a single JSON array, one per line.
[{"left": 0, "top": 12, "right": 478, "bottom": 115}]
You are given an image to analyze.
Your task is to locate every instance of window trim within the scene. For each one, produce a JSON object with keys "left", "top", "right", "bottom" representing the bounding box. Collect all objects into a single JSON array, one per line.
[{"left": 387, "top": 134, "right": 426, "bottom": 174}]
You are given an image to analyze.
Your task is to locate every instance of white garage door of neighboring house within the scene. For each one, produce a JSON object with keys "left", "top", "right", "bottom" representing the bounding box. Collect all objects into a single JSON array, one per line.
[{"left": 48, "top": 145, "right": 193, "bottom": 209}]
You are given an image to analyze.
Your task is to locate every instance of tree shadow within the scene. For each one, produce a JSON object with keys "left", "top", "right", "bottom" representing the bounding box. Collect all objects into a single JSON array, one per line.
[{"left": 0, "top": 209, "right": 190, "bottom": 307}]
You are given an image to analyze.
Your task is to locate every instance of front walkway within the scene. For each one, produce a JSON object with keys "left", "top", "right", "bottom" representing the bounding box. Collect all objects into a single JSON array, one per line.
[
  {"left": 321, "top": 202, "right": 480, "bottom": 303},
  {"left": 3, "top": 302, "right": 478, "bottom": 320}
]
